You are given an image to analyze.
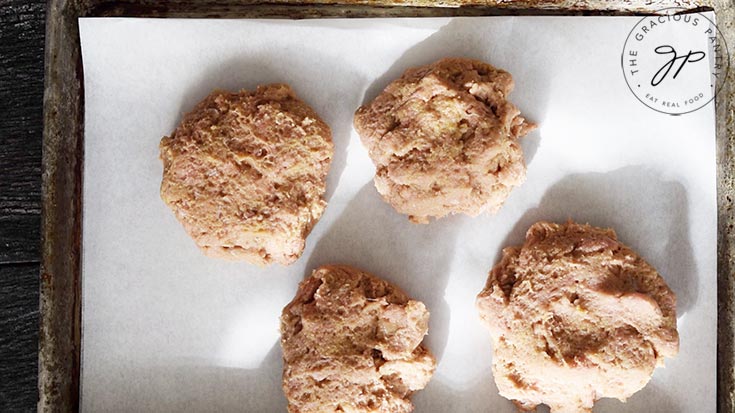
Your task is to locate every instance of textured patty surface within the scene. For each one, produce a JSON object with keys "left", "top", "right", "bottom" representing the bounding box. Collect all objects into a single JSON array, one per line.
[
  {"left": 354, "top": 57, "right": 535, "bottom": 224},
  {"left": 281, "top": 265, "right": 436, "bottom": 413},
  {"left": 159, "top": 84, "right": 333, "bottom": 265},
  {"left": 476, "top": 221, "right": 679, "bottom": 413}
]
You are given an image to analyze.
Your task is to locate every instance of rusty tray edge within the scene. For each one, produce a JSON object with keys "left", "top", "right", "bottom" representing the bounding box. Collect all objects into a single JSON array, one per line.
[{"left": 40, "top": 0, "right": 735, "bottom": 411}]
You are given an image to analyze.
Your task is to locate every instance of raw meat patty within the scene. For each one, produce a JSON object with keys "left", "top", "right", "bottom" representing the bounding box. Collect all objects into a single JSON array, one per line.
[
  {"left": 476, "top": 221, "right": 679, "bottom": 413},
  {"left": 159, "top": 84, "right": 333, "bottom": 265},
  {"left": 281, "top": 265, "right": 436, "bottom": 413},
  {"left": 354, "top": 57, "right": 535, "bottom": 224}
]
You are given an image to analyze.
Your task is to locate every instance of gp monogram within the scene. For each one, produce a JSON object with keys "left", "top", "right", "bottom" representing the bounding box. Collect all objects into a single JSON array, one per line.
[{"left": 621, "top": 9, "right": 729, "bottom": 115}]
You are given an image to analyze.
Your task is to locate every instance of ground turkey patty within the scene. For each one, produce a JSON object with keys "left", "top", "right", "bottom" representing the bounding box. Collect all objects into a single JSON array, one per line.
[
  {"left": 281, "top": 265, "right": 436, "bottom": 413},
  {"left": 354, "top": 57, "right": 535, "bottom": 224},
  {"left": 476, "top": 221, "right": 679, "bottom": 413},
  {"left": 159, "top": 84, "right": 333, "bottom": 265}
]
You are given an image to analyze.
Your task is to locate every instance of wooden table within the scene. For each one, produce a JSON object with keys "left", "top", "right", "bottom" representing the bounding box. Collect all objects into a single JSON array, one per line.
[{"left": 0, "top": 0, "right": 45, "bottom": 410}]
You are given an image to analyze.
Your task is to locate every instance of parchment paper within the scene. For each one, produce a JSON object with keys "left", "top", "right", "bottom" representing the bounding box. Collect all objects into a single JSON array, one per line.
[{"left": 79, "top": 16, "right": 717, "bottom": 412}]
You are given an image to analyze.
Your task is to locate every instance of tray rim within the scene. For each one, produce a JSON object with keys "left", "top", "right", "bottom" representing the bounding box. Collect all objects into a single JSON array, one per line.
[{"left": 40, "top": 0, "right": 735, "bottom": 411}]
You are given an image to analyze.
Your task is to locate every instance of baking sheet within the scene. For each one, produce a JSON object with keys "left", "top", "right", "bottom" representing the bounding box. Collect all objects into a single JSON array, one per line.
[{"left": 79, "top": 16, "right": 717, "bottom": 412}]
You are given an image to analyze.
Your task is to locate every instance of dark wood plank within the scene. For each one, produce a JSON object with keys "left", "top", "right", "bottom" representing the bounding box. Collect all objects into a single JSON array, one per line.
[
  {"left": 0, "top": 0, "right": 45, "bottom": 265},
  {"left": 0, "top": 263, "right": 39, "bottom": 412},
  {"left": 0, "top": 0, "right": 46, "bottom": 411},
  {"left": 0, "top": 216, "right": 40, "bottom": 265}
]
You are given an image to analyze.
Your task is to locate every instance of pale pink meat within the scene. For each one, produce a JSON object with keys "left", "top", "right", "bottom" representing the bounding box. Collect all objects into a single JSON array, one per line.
[
  {"left": 281, "top": 265, "right": 436, "bottom": 413},
  {"left": 159, "top": 84, "right": 333, "bottom": 265},
  {"left": 476, "top": 221, "right": 679, "bottom": 413},
  {"left": 354, "top": 57, "right": 535, "bottom": 223}
]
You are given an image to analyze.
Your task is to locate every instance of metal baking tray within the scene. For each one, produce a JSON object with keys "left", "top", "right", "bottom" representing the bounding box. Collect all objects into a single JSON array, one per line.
[{"left": 41, "top": 0, "right": 735, "bottom": 411}]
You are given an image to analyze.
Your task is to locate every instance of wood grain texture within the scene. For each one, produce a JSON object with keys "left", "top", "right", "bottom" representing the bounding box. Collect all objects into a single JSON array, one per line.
[
  {"left": 0, "top": 216, "right": 40, "bottom": 265},
  {"left": 0, "top": 264, "right": 40, "bottom": 412},
  {"left": 0, "top": 0, "right": 45, "bottom": 265},
  {"left": 0, "top": 0, "right": 46, "bottom": 411}
]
